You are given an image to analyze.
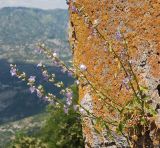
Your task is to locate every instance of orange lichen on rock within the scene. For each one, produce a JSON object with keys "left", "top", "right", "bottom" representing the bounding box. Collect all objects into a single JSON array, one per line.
[{"left": 69, "top": 0, "right": 160, "bottom": 147}]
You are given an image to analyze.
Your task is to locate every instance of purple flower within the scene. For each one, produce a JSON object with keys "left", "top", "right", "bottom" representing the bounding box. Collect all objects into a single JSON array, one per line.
[
  {"left": 115, "top": 31, "right": 122, "bottom": 40},
  {"left": 42, "top": 71, "right": 49, "bottom": 80},
  {"left": 68, "top": 71, "right": 73, "bottom": 77},
  {"left": 120, "top": 50, "right": 126, "bottom": 58},
  {"left": 64, "top": 105, "right": 69, "bottom": 114},
  {"left": 71, "top": 6, "right": 77, "bottom": 13},
  {"left": 10, "top": 68, "right": 17, "bottom": 76},
  {"left": 53, "top": 61, "right": 59, "bottom": 67},
  {"left": 79, "top": 64, "right": 87, "bottom": 71},
  {"left": 123, "top": 76, "right": 131, "bottom": 84},
  {"left": 29, "top": 86, "right": 36, "bottom": 93},
  {"left": 61, "top": 68, "right": 67, "bottom": 73},
  {"left": 66, "top": 98, "right": 72, "bottom": 106},
  {"left": 104, "top": 47, "right": 108, "bottom": 52},
  {"left": 28, "top": 76, "right": 36, "bottom": 83},
  {"left": 35, "top": 47, "right": 42, "bottom": 53},
  {"left": 121, "top": 76, "right": 133, "bottom": 90},
  {"left": 66, "top": 91, "right": 73, "bottom": 106},
  {"left": 66, "top": 92, "right": 72, "bottom": 98},
  {"left": 91, "top": 28, "right": 98, "bottom": 36}
]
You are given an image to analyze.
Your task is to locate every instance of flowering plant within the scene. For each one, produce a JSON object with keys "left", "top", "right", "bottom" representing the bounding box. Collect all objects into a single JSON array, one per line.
[{"left": 10, "top": 1, "right": 160, "bottom": 147}]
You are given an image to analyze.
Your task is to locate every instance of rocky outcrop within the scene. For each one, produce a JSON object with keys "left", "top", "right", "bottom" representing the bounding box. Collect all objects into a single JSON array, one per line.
[{"left": 69, "top": 0, "right": 160, "bottom": 147}]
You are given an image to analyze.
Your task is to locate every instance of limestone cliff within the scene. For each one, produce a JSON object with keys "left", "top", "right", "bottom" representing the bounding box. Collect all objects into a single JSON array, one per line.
[{"left": 68, "top": 0, "right": 160, "bottom": 147}]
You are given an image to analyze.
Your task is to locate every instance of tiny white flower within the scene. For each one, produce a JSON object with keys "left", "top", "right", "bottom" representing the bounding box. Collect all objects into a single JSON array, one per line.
[
  {"left": 41, "top": 43, "right": 45, "bottom": 48},
  {"left": 79, "top": 64, "right": 87, "bottom": 71},
  {"left": 93, "top": 19, "right": 100, "bottom": 27},
  {"left": 53, "top": 52, "right": 57, "bottom": 57},
  {"left": 79, "top": 108, "right": 85, "bottom": 114},
  {"left": 37, "top": 62, "right": 42, "bottom": 67},
  {"left": 75, "top": 80, "right": 80, "bottom": 85}
]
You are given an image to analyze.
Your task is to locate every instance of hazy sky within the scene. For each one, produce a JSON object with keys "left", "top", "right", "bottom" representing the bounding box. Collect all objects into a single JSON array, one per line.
[{"left": 0, "top": 0, "right": 68, "bottom": 9}]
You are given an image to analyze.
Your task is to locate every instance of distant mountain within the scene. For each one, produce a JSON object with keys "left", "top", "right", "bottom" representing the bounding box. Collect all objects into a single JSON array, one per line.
[
  {"left": 0, "top": 7, "right": 71, "bottom": 63},
  {"left": 0, "top": 7, "right": 68, "bottom": 44}
]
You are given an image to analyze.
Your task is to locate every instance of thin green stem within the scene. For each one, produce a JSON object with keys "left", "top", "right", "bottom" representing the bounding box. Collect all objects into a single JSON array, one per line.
[
  {"left": 72, "top": 5, "right": 140, "bottom": 101},
  {"left": 122, "top": 37, "right": 145, "bottom": 114},
  {"left": 74, "top": 65, "right": 122, "bottom": 111},
  {"left": 39, "top": 45, "right": 122, "bottom": 111},
  {"left": 95, "top": 29, "right": 139, "bottom": 100},
  {"left": 78, "top": 104, "right": 118, "bottom": 126}
]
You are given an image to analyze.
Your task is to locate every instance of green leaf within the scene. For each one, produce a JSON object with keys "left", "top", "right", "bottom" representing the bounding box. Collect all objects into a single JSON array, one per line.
[
  {"left": 117, "top": 122, "right": 124, "bottom": 133},
  {"left": 93, "top": 127, "right": 101, "bottom": 134},
  {"left": 140, "top": 86, "right": 148, "bottom": 93},
  {"left": 104, "top": 123, "right": 109, "bottom": 130},
  {"left": 140, "top": 117, "right": 146, "bottom": 125},
  {"left": 148, "top": 107, "right": 157, "bottom": 115}
]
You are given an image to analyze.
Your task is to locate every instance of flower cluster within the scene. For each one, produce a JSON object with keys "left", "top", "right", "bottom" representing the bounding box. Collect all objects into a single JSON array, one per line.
[
  {"left": 10, "top": 64, "right": 56, "bottom": 104},
  {"left": 120, "top": 75, "right": 133, "bottom": 90},
  {"left": 10, "top": 65, "right": 17, "bottom": 76},
  {"left": 10, "top": 45, "right": 87, "bottom": 114},
  {"left": 115, "top": 30, "right": 122, "bottom": 41},
  {"left": 37, "top": 44, "right": 75, "bottom": 78}
]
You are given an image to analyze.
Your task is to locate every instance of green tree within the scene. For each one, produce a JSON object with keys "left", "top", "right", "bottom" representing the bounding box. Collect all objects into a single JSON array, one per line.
[
  {"left": 11, "top": 85, "right": 84, "bottom": 148},
  {"left": 39, "top": 85, "right": 84, "bottom": 148}
]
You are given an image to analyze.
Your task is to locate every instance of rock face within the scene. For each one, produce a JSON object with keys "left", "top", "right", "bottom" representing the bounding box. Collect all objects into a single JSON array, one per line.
[{"left": 69, "top": 0, "right": 159, "bottom": 147}]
